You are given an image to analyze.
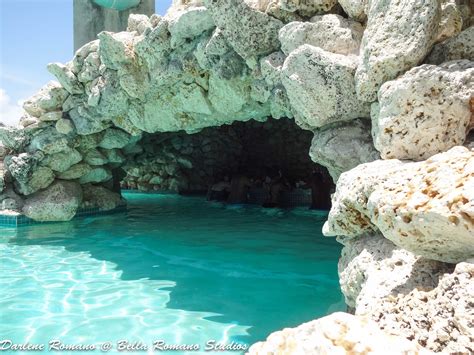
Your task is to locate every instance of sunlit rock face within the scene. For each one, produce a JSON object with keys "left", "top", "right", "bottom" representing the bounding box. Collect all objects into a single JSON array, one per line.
[
  {"left": 324, "top": 147, "right": 474, "bottom": 264},
  {"left": 1, "top": 0, "right": 474, "bottom": 351}
]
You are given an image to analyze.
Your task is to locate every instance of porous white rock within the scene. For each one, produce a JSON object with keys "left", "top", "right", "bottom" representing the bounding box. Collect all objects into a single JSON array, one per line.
[
  {"left": 338, "top": 0, "right": 367, "bottom": 22},
  {"left": 167, "top": 6, "right": 214, "bottom": 47},
  {"left": 127, "top": 14, "right": 152, "bottom": 34},
  {"left": 338, "top": 233, "right": 451, "bottom": 311},
  {"left": 309, "top": 119, "right": 380, "bottom": 182},
  {"left": 324, "top": 146, "right": 474, "bottom": 263},
  {"left": 278, "top": 0, "right": 338, "bottom": 17},
  {"left": 426, "top": 26, "right": 474, "bottom": 65},
  {"left": 282, "top": 45, "right": 370, "bottom": 129},
  {"left": 39, "top": 111, "right": 62, "bottom": 122},
  {"left": 247, "top": 312, "right": 427, "bottom": 354},
  {"left": 205, "top": 0, "right": 283, "bottom": 63},
  {"left": 47, "top": 63, "right": 84, "bottom": 95},
  {"left": 23, "top": 181, "right": 83, "bottom": 221},
  {"left": 355, "top": 0, "right": 440, "bottom": 102},
  {"left": 372, "top": 60, "right": 474, "bottom": 161},
  {"left": 23, "top": 81, "right": 69, "bottom": 118},
  {"left": 369, "top": 261, "right": 474, "bottom": 353},
  {"left": 98, "top": 31, "right": 136, "bottom": 70},
  {"left": 279, "top": 14, "right": 363, "bottom": 56},
  {"left": 435, "top": 0, "right": 463, "bottom": 43}
]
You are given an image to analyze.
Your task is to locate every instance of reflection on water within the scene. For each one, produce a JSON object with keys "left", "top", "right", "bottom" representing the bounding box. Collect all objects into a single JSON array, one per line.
[{"left": 0, "top": 193, "right": 344, "bottom": 354}]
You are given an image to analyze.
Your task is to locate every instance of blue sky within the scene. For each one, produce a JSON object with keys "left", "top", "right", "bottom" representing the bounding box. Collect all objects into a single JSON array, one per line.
[{"left": 0, "top": 0, "right": 172, "bottom": 125}]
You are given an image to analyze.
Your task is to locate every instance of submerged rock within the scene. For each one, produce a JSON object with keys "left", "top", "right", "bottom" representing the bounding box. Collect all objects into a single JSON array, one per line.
[{"left": 22, "top": 181, "right": 83, "bottom": 221}]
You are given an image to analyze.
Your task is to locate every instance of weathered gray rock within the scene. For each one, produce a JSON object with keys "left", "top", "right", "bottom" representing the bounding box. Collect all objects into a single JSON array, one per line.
[
  {"left": 368, "top": 261, "right": 474, "bottom": 353},
  {"left": 81, "top": 185, "right": 123, "bottom": 210},
  {"left": 79, "top": 167, "right": 112, "bottom": 184},
  {"left": 355, "top": 0, "right": 440, "bottom": 102},
  {"left": 0, "top": 126, "right": 29, "bottom": 152},
  {"left": 426, "top": 26, "right": 474, "bottom": 65},
  {"left": 28, "top": 127, "right": 70, "bottom": 154},
  {"left": 4, "top": 152, "right": 42, "bottom": 185},
  {"left": 309, "top": 119, "right": 380, "bottom": 182},
  {"left": 435, "top": 0, "right": 463, "bottom": 43},
  {"left": 127, "top": 14, "right": 152, "bottom": 34},
  {"left": 282, "top": 45, "right": 370, "bottom": 129},
  {"left": 278, "top": 0, "right": 338, "bottom": 17},
  {"left": 338, "top": 0, "right": 367, "bottom": 22},
  {"left": 205, "top": 0, "right": 283, "bottom": 64},
  {"left": 57, "top": 163, "right": 92, "bottom": 180},
  {"left": 39, "top": 111, "right": 62, "bottom": 122},
  {"left": 279, "top": 15, "right": 363, "bottom": 56},
  {"left": 98, "top": 128, "right": 131, "bottom": 149},
  {"left": 372, "top": 61, "right": 474, "bottom": 161},
  {"left": 55, "top": 118, "right": 75, "bottom": 135},
  {"left": 23, "top": 181, "right": 83, "bottom": 221},
  {"left": 248, "top": 312, "right": 427, "bottom": 354},
  {"left": 15, "top": 167, "right": 55, "bottom": 196},
  {"left": 23, "top": 81, "right": 69, "bottom": 118},
  {"left": 41, "top": 148, "right": 82, "bottom": 173},
  {"left": 324, "top": 146, "right": 474, "bottom": 263},
  {"left": 82, "top": 149, "right": 108, "bottom": 166},
  {"left": 47, "top": 63, "right": 84, "bottom": 95}
]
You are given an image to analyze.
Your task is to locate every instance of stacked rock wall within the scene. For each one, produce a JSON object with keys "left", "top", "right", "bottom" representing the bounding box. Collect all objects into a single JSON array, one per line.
[{"left": 0, "top": 0, "right": 473, "bottom": 351}]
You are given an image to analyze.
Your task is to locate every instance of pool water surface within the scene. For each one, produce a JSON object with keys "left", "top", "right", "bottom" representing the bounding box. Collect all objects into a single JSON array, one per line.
[{"left": 0, "top": 193, "right": 344, "bottom": 354}]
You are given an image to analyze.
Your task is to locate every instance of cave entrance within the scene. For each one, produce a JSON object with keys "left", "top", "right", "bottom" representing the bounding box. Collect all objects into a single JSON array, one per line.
[{"left": 120, "top": 117, "right": 333, "bottom": 208}]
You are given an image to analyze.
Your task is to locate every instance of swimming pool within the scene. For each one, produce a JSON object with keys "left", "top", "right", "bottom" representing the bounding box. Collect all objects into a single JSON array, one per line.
[{"left": 0, "top": 193, "right": 344, "bottom": 354}]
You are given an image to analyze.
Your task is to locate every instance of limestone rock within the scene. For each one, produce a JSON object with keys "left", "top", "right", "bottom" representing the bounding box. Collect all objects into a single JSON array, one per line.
[
  {"left": 28, "top": 127, "right": 70, "bottom": 154},
  {"left": 98, "top": 128, "right": 131, "bottom": 149},
  {"left": 278, "top": 0, "right": 338, "bottom": 17},
  {"left": 247, "top": 312, "right": 427, "bottom": 354},
  {"left": 98, "top": 31, "right": 136, "bottom": 70},
  {"left": 68, "top": 105, "right": 111, "bottom": 135},
  {"left": 205, "top": 0, "right": 283, "bottom": 63},
  {"left": 338, "top": 0, "right": 367, "bottom": 22},
  {"left": 83, "top": 149, "right": 108, "bottom": 166},
  {"left": 55, "top": 118, "right": 75, "bottom": 135},
  {"left": 372, "top": 61, "right": 474, "bottom": 161},
  {"left": 167, "top": 6, "right": 214, "bottom": 47},
  {"left": 369, "top": 261, "right": 474, "bottom": 353},
  {"left": 426, "top": 26, "right": 474, "bottom": 65},
  {"left": 57, "top": 163, "right": 92, "bottom": 180},
  {"left": 338, "top": 233, "right": 451, "bottom": 311},
  {"left": 279, "top": 15, "right": 363, "bottom": 56},
  {"left": 324, "top": 146, "right": 474, "bottom": 263},
  {"left": 355, "top": 0, "right": 440, "bottom": 102},
  {"left": 127, "top": 14, "right": 152, "bottom": 35},
  {"left": 15, "top": 167, "right": 55, "bottom": 196},
  {"left": 23, "top": 181, "right": 82, "bottom": 221},
  {"left": 435, "top": 0, "right": 463, "bottom": 43},
  {"left": 282, "top": 45, "right": 370, "bottom": 129},
  {"left": 39, "top": 111, "right": 62, "bottom": 122},
  {"left": 309, "top": 119, "right": 380, "bottom": 182},
  {"left": 0, "top": 126, "right": 29, "bottom": 152},
  {"left": 23, "top": 81, "right": 69, "bottom": 118},
  {"left": 4, "top": 152, "right": 43, "bottom": 185},
  {"left": 79, "top": 167, "right": 112, "bottom": 184},
  {"left": 41, "top": 148, "right": 82, "bottom": 173},
  {"left": 81, "top": 185, "right": 123, "bottom": 210},
  {"left": 47, "top": 63, "right": 84, "bottom": 95}
]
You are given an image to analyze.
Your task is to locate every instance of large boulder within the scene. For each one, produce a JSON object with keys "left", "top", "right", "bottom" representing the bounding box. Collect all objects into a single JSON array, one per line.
[
  {"left": 309, "top": 119, "right": 380, "bottom": 182},
  {"left": 282, "top": 45, "right": 370, "bottom": 129},
  {"left": 355, "top": 0, "right": 440, "bottom": 102},
  {"left": 372, "top": 61, "right": 474, "bottom": 161},
  {"left": 22, "top": 181, "right": 83, "bottom": 221},
  {"left": 248, "top": 312, "right": 427, "bottom": 354},
  {"left": 22, "top": 81, "right": 69, "bottom": 118},
  {"left": 205, "top": 0, "right": 283, "bottom": 64},
  {"left": 81, "top": 185, "right": 123, "bottom": 210},
  {"left": 324, "top": 146, "right": 474, "bottom": 263},
  {"left": 279, "top": 14, "right": 363, "bottom": 56}
]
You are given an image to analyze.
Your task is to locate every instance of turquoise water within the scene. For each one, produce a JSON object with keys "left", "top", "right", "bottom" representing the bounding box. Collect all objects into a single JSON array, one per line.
[{"left": 0, "top": 193, "right": 344, "bottom": 354}]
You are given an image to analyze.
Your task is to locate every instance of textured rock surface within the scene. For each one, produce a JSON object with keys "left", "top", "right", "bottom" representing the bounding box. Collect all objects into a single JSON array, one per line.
[
  {"left": 426, "top": 26, "right": 474, "bottom": 65},
  {"left": 309, "top": 119, "right": 380, "bottom": 182},
  {"left": 324, "top": 146, "right": 474, "bottom": 263},
  {"left": 81, "top": 185, "right": 123, "bottom": 210},
  {"left": 279, "top": 14, "right": 363, "bottom": 56},
  {"left": 22, "top": 181, "right": 83, "bottom": 221},
  {"left": 282, "top": 45, "right": 370, "bottom": 129},
  {"left": 355, "top": 0, "right": 440, "bottom": 102},
  {"left": 369, "top": 261, "right": 474, "bottom": 353},
  {"left": 247, "top": 312, "right": 428, "bottom": 354},
  {"left": 338, "top": 0, "right": 367, "bottom": 21},
  {"left": 372, "top": 61, "right": 474, "bottom": 161}
]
